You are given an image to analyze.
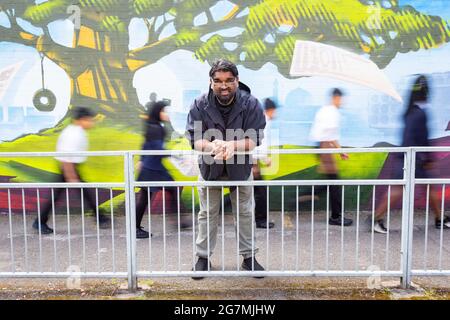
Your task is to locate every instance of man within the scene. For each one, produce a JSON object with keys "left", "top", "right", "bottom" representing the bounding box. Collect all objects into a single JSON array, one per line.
[
  {"left": 32, "top": 107, "right": 110, "bottom": 234},
  {"left": 186, "top": 59, "right": 266, "bottom": 279},
  {"left": 309, "top": 88, "right": 352, "bottom": 227},
  {"left": 145, "top": 92, "right": 157, "bottom": 111},
  {"left": 252, "top": 98, "right": 277, "bottom": 229}
]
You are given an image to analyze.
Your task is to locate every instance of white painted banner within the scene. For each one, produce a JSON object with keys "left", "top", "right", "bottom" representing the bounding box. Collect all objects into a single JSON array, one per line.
[
  {"left": 0, "top": 62, "right": 24, "bottom": 101},
  {"left": 169, "top": 155, "right": 200, "bottom": 177},
  {"left": 289, "top": 41, "right": 403, "bottom": 102}
]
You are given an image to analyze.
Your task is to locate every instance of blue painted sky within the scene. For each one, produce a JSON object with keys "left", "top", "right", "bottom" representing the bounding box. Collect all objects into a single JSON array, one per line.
[{"left": 399, "top": 0, "right": 450, "bottom": 19}]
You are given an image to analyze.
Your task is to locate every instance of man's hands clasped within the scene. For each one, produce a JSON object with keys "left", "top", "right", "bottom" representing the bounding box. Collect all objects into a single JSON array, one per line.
[{"left": 211, "top": 140, "right": 235, "bottom": 161}]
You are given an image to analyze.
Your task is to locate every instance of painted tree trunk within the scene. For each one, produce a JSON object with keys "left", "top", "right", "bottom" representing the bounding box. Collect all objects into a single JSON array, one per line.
[
  {"left": 69, "top": 60, "right": 142, "bottom": 122},
  {"left": 64, "top": 26, "right": 144, "bottom": 124}
]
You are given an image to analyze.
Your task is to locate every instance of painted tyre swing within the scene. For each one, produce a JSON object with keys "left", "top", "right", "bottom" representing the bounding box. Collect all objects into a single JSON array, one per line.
[
  {"left": 33, "top": 88, "right": 56, "bottom": 112},
  {"left": 32, "top": 54, "right": 56, "bottom": 112}
]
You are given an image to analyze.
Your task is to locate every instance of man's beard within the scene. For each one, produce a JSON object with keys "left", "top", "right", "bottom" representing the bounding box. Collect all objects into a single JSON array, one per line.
[{"left": 215, "top": 92, "right": 235, "bottom": 105}]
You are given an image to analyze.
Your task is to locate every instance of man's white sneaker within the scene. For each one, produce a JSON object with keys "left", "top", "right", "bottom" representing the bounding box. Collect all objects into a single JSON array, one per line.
[
  {"left": 435, "top": 216, "right": 450, "bottom": 229},
  {"left": 374, "top": 220, "right": 388, "bottom": 234}
]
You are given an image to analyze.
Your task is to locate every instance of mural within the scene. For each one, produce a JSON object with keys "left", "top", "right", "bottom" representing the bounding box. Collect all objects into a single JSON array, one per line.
[{"left": 0, "top": 0, "right": 449, "bottom": 212}]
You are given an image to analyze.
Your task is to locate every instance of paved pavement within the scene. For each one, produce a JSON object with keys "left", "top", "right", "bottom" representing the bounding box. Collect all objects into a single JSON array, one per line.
[{"left": 1, "top": 209, "right": 449, "bottom": 281}]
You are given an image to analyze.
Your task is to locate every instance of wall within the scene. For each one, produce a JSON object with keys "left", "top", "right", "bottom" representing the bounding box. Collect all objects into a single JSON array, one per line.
[{"left": 0, "top": 0, "right": 449, "bottom": 210}]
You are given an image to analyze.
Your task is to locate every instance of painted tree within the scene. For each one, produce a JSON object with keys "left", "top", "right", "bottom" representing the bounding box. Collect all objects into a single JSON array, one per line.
[{"left": 0, "top": 0, "right": 449, "bottom": 125}]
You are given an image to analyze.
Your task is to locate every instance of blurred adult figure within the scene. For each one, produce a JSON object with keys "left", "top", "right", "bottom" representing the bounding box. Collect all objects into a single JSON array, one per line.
[
  {"left": 32, "top": 107, "right": 110, "bottom": 234},
  {"left": 373, "top": 75, "right": 449, "bottom": 233},
  {"left": 253, "top": 98, "right": 277, "bottom": 229},
  {"left": 135, "top": 100, "right": 188, "bottom": 239},
  {"left": 309, "top": 88, "right": 352, "bottom": 227}
]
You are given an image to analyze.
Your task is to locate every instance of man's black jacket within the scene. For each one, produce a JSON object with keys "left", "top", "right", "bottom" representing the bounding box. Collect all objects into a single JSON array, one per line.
[{"left": 185, "top": 83, "right": 266, "bottom": 181}]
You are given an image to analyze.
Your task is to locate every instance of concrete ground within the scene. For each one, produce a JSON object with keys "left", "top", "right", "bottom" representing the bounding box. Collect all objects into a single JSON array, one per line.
[
  {"left": 1, "top": 209, "right": 449, "bottom": 299},
  {"left": 0, "top": 277, "right": 450, "bottom": 300}
]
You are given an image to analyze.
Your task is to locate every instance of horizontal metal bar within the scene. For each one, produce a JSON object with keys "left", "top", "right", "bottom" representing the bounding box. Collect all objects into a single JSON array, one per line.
[
  {"left": 410, "top": 147, "right": 450, "bottom": 152},
  {"left": 0, "top": 183, "right": 125, "bottom": 188},
  {"left": 0, "top": 272, "right": 128, "bottom": 278},
  {"left": 414, "top": 179, "right": 450, "bottom": 185},
  {"left": 136, "top": 271, "right": 403, "bottom": 277},
  {"left": 133, "top": 179, "right": 406, "bottom": 188},
  {"left": 8, "top": 270, "right": 450, "bottom": 278},
  {"left": 6, "top": 271, "right": 450, "bottom": 279},
  {"left": 411, "top": 270, "right": 450, "bottom": 276},
  {"left": 0, "top": 147, "right": 446, "bottom": 159},
  {"left": 0, "top": 151, "right": 127, "bottom": 157},
  {"left": 130, "top": 147, "right": 410, "bottom": 157}
]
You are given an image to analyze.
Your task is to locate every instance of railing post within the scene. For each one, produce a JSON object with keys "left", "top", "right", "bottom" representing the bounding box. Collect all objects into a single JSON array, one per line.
[
  {"left": 124, "top": 152, "right": 138, "bottom": 291},
  {"left": 400, "top": 148, "right": 415, "bottom": 288}
]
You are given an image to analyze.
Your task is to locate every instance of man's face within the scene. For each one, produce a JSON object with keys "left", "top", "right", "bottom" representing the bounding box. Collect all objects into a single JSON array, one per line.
[
  {"left": 159, "top": 109, "right": 170, "bottom": 122},
  {"left": 266, "top": 108, "right": 276, "bottom": 120},
  {"left": 78, "top": 117, "right": 95, "bottom": 130},
  {"left": 332, "top": 95, "right": 342, "bottom": 108},
  {"left": 210, "top": 71, "right": 238, "bottom": 105}
]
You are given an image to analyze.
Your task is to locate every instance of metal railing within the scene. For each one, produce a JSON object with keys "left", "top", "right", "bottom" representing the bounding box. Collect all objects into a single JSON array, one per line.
[
  {"left": 0, "top": 147, "right": 448, "bottom": 291},
  {"left": 408, "top": 147, "right": 450, "bottom": 281},
  {"left": 0, "top": 152, "right": 129, "bottom": 280}
]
